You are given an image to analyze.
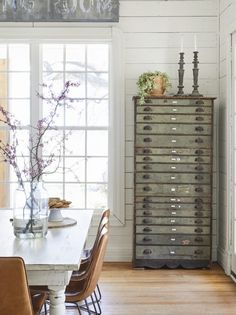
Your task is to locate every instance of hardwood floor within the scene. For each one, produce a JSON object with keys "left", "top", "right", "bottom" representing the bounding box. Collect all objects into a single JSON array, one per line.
[{"left": 66, "top": 262, "right": 236, "bottom": 315}]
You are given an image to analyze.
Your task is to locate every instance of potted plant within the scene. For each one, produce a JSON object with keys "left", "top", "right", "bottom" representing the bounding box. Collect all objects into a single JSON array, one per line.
[{"left": 137, "top": 71, "right": 171, "bottom": 104}]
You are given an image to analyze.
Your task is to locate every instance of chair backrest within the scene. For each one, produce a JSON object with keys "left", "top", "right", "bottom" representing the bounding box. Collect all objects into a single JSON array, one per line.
[
  {"left": 0, "top": 257, "right": 34, "bottom": 315},
  {"left": 66, "top": 225, "right": 109, "bottom": 302},
  {"left": 90, "top": 209, "right": 110, "bottom": 256}
]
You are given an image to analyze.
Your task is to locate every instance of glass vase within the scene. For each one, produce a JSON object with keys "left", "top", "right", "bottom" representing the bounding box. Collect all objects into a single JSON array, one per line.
[{"left": 13, "top": 181, "right": 49, "bottom": 239}]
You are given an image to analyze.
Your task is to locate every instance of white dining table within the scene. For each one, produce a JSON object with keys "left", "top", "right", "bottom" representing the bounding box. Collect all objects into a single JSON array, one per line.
[{"left": 0, "top": 209, "right": 93, "bottom": 315}]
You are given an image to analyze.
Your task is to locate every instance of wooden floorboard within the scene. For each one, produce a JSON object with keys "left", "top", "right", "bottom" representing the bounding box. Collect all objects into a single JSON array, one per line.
[{"left": 66, "top": 262, "right": 236, "bottom": 315}]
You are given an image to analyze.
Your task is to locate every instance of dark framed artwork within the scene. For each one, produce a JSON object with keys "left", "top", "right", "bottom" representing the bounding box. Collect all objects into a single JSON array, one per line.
[{"left": 0, "top": 0, "right": 119, "bottom": 22}]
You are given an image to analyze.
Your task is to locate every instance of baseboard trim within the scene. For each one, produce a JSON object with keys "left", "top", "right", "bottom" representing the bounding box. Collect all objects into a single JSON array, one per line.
[{"left": 217, "top": 246, "right": 231, "bottom": 275}]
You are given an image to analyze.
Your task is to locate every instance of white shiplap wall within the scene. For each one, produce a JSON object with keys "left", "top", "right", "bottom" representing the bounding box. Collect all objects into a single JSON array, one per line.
[
  {"left": 218, "top": 0, "right": 236, "bottom": 273},
  {"left": 115, "top": 0, "right": 219, "bottom": 262}
]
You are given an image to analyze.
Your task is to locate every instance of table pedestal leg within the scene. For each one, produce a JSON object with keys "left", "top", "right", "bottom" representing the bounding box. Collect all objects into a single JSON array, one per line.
[{"left": 48, "top": 285, "right": 66, "bottom": 315}]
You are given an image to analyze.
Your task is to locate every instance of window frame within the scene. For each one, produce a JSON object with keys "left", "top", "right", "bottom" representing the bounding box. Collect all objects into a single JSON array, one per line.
[{"left": 0, "top": 26, "right": 125, "bottom": 226}]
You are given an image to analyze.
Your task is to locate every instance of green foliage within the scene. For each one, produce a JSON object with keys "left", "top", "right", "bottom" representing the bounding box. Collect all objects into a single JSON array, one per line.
[{"left": 136, "top": 71, "right": 171, "bottom": 104}]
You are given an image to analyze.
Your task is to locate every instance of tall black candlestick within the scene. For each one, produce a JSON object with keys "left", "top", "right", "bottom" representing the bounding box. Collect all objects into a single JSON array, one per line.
[
  {"left": 191, "top": 51, "right": 202, "bottom": 97},
  {"left": 176, "top": 52, "right": 185, "bottom": 95}
]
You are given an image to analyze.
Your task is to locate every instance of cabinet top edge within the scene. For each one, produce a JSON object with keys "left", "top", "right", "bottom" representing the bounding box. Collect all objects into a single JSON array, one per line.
[{"left": 132, "top": 96, "right": 217, "bottom": 101}]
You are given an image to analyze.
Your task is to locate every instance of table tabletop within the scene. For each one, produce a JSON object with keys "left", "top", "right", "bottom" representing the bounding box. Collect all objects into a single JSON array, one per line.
[{"left": 0, "top": 209, "right": 93, "bottom": 271}]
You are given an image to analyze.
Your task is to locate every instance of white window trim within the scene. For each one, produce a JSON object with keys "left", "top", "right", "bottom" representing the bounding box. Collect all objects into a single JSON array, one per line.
[{"left": 0, "top": 26, "right": 125, "bottom": 226}]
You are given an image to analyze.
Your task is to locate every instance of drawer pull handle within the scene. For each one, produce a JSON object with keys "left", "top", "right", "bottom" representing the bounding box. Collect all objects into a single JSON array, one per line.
[
  {"left": 170, "top": 251, "right": 176, "bottom": 255},
  {"left": 195, "top": 219, "right": 203, "bottom": 224},
  {"left": 143, "top": 165, "right": 152, "bottom": 170},
  {"left": 195, "top": 157, "right": 204, "bottom": 163},
  {"left": 195, "top": 149, "right": 203, "bottom": 155},
  {"left": 143, "top": 237, "right": 152, "bottom": 242},
  {"left": 143, "top": 219, "right": 152, "bottom": 224},
  {"left": 196, "top": 100, "right": 204, "bottom": 105},
  {"left": 143, "top": 106, "right": 152, "bottom": 112},
  {"left": 195, "top": 107, "right": 204, "bottom": 113},
  {"left": 195, "top": 237, "right": 204, "bottom": 242},
  {"left": 195, "top": 175, "right": 204, "bottom": 180},
  {"left": 195, "top": 211, "right": 203, "bottom": 217},
  {"left": 144, "top": 99, "right": 152, "bottom": 104},
  {"left": 195, "top": 138, "right": 203, "bottom": 143},
  {"left": 194, "top": 228, "right": 203, "bottom": 233},
  {"left": 143, "top": 197, "right": 152, "bottom": 202},
  {"left": 143, "top": 249, "right": 152, "bottom": 255},
  {"left": 143, "top": 211, "right": 152, "bottom": 216},
  {"left": 143, "top": 125, "right": 152, "bottom": 131},
  {"left": 142, "top": 204, "right": 151, "bottom": 209},
  {"left": 195, "top": 187, "right": 203, "bottom": 192},
  {"left": 195, "top": 126, "right": 204, "bottom": 131},
  {"left": 143, "top": 186, "right": 152, "bottom": 192},
  {"left": 196, "top": 116, "right": 204, "bottom": 121},
  {"left": 143, "top": 174, "right": 150, "bottom": 179},
  {"left": 195, "top": 204, "right": 203, "bottom": 210},
  {"left": 195, "top": 165, "right": 203, "bottom": 171},
  {"left": 143, "top": 227, "right": 152, "bottom": 232},
  {"left": 195, "top": 198, "right": 203, "bottom": 203},
  {"left": 194, "top": 249, "right": 203, "bottom": 255},
  {"left": 143, "top": 157, "right": 152, "bottom": 161},
  {"left": 143, "top": 115, "right": 152, "bottom": 121},
  {"left": 170, "top": 238, "right": 176, "bottom": 241},
  {"left": 143, "top": 137, "right": 152, "bottom": 143},
  {"left": 143, "top": 149, "right": 152, "bottom": 154}
]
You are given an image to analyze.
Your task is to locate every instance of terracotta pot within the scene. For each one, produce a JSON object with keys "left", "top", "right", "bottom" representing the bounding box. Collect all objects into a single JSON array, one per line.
[{"left": 150, "top": 76, "right": 166, "bottom": 96}]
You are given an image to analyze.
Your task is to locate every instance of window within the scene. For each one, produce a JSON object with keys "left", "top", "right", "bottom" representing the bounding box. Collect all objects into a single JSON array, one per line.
[{"left": 0, "top": 27, "right": 124, "bottom": 224}]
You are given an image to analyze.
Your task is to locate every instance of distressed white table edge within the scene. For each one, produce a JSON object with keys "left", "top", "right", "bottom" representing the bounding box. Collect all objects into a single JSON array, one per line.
[{"left": 0, "top": 209, "right": 93, "bottom": 315}]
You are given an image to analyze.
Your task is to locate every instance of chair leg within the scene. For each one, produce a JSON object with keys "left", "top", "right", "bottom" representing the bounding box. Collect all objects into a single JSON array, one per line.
[{"left": 96, "top": 284, "right": 102, "bottom": 302}]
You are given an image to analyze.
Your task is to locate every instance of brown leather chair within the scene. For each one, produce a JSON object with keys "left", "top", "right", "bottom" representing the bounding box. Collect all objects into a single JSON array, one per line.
[
  {"left": 0, "top": 257, "right": 46, "bottom": 315},
  {"left": 66, "top": 225, "right": 109, "bottom": 314},
  {"left": 72, "top": 208, "right": 110, "bottom": 304}
]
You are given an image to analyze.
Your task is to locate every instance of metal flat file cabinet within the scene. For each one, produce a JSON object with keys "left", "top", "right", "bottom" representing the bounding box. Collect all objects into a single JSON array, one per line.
[{"left": 133, "top": 96, "right": 215, "bottom": 268}]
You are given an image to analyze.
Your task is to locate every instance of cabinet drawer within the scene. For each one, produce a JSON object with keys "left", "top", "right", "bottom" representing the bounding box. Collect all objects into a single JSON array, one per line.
[
  {"left": 136, "top": 225, "right": 210, "bottom": 234},
  {"left": 137, "top": 114, "right": 212, "bottom": 124},
  {"left": 136, "top": 135, "right": 212, "bottom": 148},
  {"left": 136, "top": 155, "right": 211, "bottom": 164},
  {"left": 136, "top": 245, "right": 211, "bottom": 260},
  {"left": 136, "top": 147, "right": 211, "bottom": 156},
  {"left": 136, "top": 163, "right": 211, "bottom": 173},
  {"left": 137, "top": 202, "right": 211, "bottom": 211},
  {"left": 137, "top": 98, "right": 212, "bottom": 106},
  {"left": 136, "top": 217, "right": 210, "bottom": 226},
  {"left": 136, "top": 172, "right": 211, "bottom": 184},
  {"left": 136, "top": 234, "right": 211, "bottom": 246},
  {"left": 136, "top": 196, "right": 211, "bottom": 204},
  {"left": 136, "top": 184, "right": 211, "bottom": 196},
  {"left": 136, "top": 209, "right": 211, "bottom": 218},
  {"left": 136, "top": 123, "right": 211, "bottom": 135},
  {"left": 136, "top": 105, "right": 212, "bottom": 115}
]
